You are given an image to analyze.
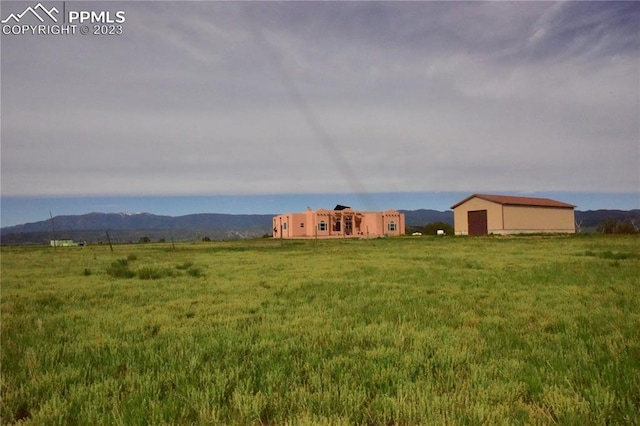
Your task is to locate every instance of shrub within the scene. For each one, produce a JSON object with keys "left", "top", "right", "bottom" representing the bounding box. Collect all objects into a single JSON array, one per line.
[
  {"left": 137, "top": 267, "right": 162, "bottom": 280},
  {"left": 176, "top": 261, "right": 204, "bottom": 277},
  {"left": 186, "top": 266, "right": 205, "bottom": 278},
  {"left": 106, "top": 259, "right": 135, "bottom": 279},
  {"left": 176, "top": 261, "right": 194, "bottom": 270},
  {"left": 143, "top": 324, "right": 160, "bottom": 337},
  {"left": 137, "top": 266, "right": 175, "bottom": 280}
]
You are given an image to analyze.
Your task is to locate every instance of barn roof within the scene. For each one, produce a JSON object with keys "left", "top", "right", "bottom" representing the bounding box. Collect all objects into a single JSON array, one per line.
[{"left": 451, "top": 194, "right": 575, "bottom": 209}]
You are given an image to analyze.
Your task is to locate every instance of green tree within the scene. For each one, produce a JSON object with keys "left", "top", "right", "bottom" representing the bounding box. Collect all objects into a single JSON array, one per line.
[
  {"left": 423, "top": 222, "right": 454, "bottom": 236},
  {"left": 597, "top": 219, "right": 638, "bottom": 234}
]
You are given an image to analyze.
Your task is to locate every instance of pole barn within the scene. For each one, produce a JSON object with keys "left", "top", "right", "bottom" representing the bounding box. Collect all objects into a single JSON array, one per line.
[{"left": 451, "top": 194, "right": 576, "bottom": 235}]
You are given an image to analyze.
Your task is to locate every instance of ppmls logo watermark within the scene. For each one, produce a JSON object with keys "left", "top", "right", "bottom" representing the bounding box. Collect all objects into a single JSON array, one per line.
[{"left": 2, "top": 2, "right": 126, "bottom": 36}]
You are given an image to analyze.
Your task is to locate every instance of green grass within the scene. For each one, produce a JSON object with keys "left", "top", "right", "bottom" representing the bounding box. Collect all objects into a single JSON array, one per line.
[{"left": 1, "top": 235, "right": 639, "bottom": 424}]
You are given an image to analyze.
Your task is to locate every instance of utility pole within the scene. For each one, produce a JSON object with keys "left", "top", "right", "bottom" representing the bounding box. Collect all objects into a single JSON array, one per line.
[
  {"left": 49, "top": 211, "right": 57, "bottom": 252},
  {"left": 105, "top": 230, "right": 114, "bottom": 252}
]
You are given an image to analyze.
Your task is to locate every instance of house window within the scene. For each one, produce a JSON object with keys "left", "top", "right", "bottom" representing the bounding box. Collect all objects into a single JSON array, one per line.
[
  {"left": 300, "top": 222, "right": 305, "bottom": 228},
  {"left": 388, "top": 221, "right": 396, "bottom": 232},
  {"left": 318, "top": 221, "right": 327, "bottom": 231},
  {"left": 283, "top": 222, "right": 287, "bottom": 230}
]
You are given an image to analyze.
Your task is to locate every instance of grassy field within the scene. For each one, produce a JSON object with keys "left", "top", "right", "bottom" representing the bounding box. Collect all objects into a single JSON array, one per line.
[{"left": 1, "top": 235, "right": 639, "bottom": 425}]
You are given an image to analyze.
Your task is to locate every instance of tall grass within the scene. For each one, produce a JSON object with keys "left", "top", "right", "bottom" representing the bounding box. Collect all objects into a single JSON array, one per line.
[{"left": 1, "top": 236, "right": 638, "bottom": 424}]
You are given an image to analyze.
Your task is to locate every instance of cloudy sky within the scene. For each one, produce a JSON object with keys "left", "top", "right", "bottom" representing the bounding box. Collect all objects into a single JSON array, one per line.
[{"left": 1, "top": 1, "right": 638, "bottom": 225}]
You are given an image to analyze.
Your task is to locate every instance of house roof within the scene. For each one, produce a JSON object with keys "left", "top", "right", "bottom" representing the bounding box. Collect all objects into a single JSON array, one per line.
[{"left": 451, "top": 194, "right": 576, "bottom": 209}]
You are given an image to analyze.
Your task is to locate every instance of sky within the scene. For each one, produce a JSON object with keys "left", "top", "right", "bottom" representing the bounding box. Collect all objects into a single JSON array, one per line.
[{"left": 1, "top": 1, "right": 639, "bottom": 227}]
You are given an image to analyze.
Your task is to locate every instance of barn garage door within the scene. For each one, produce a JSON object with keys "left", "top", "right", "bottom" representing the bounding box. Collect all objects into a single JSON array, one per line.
[{"left": 468, "top": 210, "right": 488, "bottom": 235}]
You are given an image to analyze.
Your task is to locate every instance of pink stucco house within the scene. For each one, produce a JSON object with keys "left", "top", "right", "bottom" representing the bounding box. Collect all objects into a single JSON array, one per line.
[{"left": 273, "top": 205, "right": 405, "bottom": 239}]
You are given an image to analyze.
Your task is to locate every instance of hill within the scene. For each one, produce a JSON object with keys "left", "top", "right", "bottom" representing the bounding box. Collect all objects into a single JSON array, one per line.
[
  {"left": 400, "top": 209, "right": 453, "bottom": 226},
  {"left": 0, "top": 212, "right": 274, "bottom": 245}
]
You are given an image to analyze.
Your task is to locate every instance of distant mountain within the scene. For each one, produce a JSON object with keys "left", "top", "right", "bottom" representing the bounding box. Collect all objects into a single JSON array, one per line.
[
  {"left": 2, "top": 212, "right": 274, "bottom": 233},
  {"left": 1, "top": 209, "right": 638, "bottom": 245},
  {"left": 0, "top": 212, "right": 274, "bottom": 245},
  {"left": 400, "top": 209, "right": 453, "bottom": 226}
]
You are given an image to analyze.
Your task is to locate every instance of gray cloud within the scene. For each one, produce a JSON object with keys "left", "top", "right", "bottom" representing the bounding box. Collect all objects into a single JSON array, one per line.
[{"left": 2, "top": 1, "right": 638, "bottom": 197}]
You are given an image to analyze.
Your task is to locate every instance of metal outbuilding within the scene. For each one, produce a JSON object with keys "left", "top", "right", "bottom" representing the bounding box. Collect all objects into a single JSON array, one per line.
[{"left": 451, "top": 194, "right": 576, "bottom": 235}]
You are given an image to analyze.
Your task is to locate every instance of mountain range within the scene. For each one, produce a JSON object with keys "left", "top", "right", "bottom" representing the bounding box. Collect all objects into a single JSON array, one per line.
[{"left": 1, "top": 209, "right": 637, "bottom": 245}]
